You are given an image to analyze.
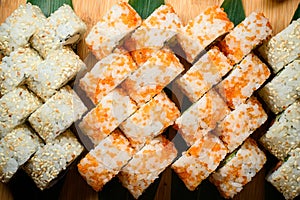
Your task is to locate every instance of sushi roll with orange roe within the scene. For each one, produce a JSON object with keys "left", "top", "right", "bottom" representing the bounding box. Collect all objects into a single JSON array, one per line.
[
  {"left": 177, "top": 6, "right": 234, "bottom": 63},
  {"left": 78, "top": 130, "right": 134, "bottom": 192},
  {"left": 219, "top": 12, "right": 272, "bottom": 64},
  {"left": 213, "top": 97, "right": 267, "bottom": 152},
  {"left": 79, "top": 88, "right": 138, "bottom": 146},
  {"left": 209, "top": 138, "right": 266, "bottom": 199},
  {"left": 176, "top": 46, "right": 233, "bottom": 103},
  {"left": 120, "top": 91, "right": 180, "bottom": 150},
  {"left": 85, "top": 2, "right": 142, "bottom": 60},
  {"left": 118, "top": 136, "right": 177, "bottom": 199},
  {"left": 171, "top": 133, "right": 228, "bottom": 191},
  {"left": 121, "top": 49, "right": 184, "bottom": 105},
  {"left": 216, "top": 53, "right": 270, "bottom": 109},
  {"left": 174, "top": 89, "right": 230, "bottom": 146},
  {"left": 125, "top": 4, "right": 182, "bottom": 52},
  {"left": 79, "top": 53, "right": 137, "bottom": 105}
]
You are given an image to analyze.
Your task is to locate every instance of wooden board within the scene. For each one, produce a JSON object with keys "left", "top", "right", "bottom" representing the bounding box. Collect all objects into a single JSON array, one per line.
[{"left": 0, "top": 0, "right": 299, "bottom": 200}]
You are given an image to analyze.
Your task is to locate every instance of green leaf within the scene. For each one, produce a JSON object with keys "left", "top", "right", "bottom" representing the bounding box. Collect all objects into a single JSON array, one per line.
[
  {"left": 129, "top": 0, "right": 164, "bottom": 19},
  {"left": 221, "top": 0, "right": 246, "bottom": 26},
  {"left": 291, "top": 3, "right": 300, "bottom": 22},
  {"left": 27, "top": 0, "right": 73, "bottom": 17}
]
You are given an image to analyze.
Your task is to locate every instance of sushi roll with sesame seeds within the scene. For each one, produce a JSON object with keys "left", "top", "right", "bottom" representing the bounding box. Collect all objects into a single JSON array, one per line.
[
  {"left": 119, "top": 91, "right": 180, "bottom": 150},
  {"left": 213, "top": 97, "right": 268, "bottom": 153},
  {"left": 121, "top": 49, "right": 184, "bottom": 105},
  {"left": 77, "top": 130, "right": 134, "bottom": 192},
  {"left": 118, "top": 135, "right": 177, "bottom": 199},
  {"left": 27, "top": 47, "right": 85, "bottom": 101},
  {"left": 23, "top": 129, "right": 84, "bottom": 190},
  {"left": 0, "top": 87, "right": 42, "bottom": 137},
  {"left": 0, "top": 125, "right": 41, "bottom": 183},
  {"left": 85, "top": 2, "right": 142, "bottom": 60},
  {"left": 177, "top": 6, "right": 234, "bottom": 63},
  {"left": 0, "top": 47, "right": 42, "bottom": 95},
  {"left": 125, "top": 4, "right": 182, "bottom": 52},
  {"left": 219, "top": 12, "right": 272, "bottom": 64},
  {"left": 266, "top": 148, "right": 300, "bottom": 200},
  {"left": 258, "top": 19, "right": 300, "bottom": 74},
  {"left": 0, "top": 3, "right": 46, "bottom": 56},
  {"left": 78, "top": 88, "right": 138, "bottom": 146},
  {"left": 174, "top": 89, "right": 230, "bottom": 146},
  {"left": 209, "top": 138, "right": 266, "bottom": 199},
  {"left": 28, "top": 85, "right": 87, "bottom": 143},
  {"left": 216, "top": 53, "right": 270, "bottom": 109},
  {"left": 176, "top": 46, "right": 233, "bottom": 103},
  {"left": 79, "top": 53, "right": 137, "bottom": 105},
  {"left": 30, "top": 4, "right": 86, "bottom": 58},
  {"left": 171, "top": 133, "right": 228, "bottom": 191},
  {"left": 258, "top": 59, "right": 299, "bottom": 114},
  {"left": 260, "top": 100, "right": 300, "bottom": 161}
]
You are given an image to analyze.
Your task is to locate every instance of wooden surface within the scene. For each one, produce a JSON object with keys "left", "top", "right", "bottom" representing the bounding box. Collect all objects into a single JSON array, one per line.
[{"left": 0, "top": 0, "right": 299, "bottom": 200}]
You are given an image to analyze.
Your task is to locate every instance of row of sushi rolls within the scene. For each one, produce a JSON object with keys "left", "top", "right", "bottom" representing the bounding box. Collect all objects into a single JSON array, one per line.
[{"left": 0, "top": 1, "right": 299, "bottom": 199}]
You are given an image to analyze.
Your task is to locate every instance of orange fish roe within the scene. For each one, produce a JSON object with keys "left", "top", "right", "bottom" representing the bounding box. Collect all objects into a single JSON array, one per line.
[
  {"left": 79, "top": 53, "right": 137, "bottom": 105},
  {"left": 177, "top": 6, "right": 234, "bottom": 63},
  {"left": 172, "top": 133, "right": 228, "bottom": 191},
  {"left": 118, "top": 136, "right": 177, "bottom": 198},
  {"left": 85, "top": 2, "right": 142, "bottom": 60},
  {"left": 78, "top": 88, "right": 137, "bottom": 146},
  {"left": 77, "top": 130, "right": 134, "bottom": 192},
  {"left": 121, "top": 49, "right": 184, "bottom": 105},
  {"left": 216, "top": 53, "right": 270, "bottom": 109},
  {"left": 119, "top": 91, "right": 180, "bottom": 150},
  {"left": 209, "top": 138, "right": 266, "bottom": 199},
  {"left": 219, "top": 12, "right": 272, "bottom": 64}
]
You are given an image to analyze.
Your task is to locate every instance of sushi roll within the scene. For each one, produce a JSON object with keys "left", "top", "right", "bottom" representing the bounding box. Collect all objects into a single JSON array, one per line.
[
  {"left": 79, "top": 53, "right": 137, "bottom": 105},
  {"left": 258, "top": 19, "right": 300, "bottom": 73},
  {"left": 209, "top": 138, "right": 266, "bottom": 199},
  {"left": 0, "top": 3, "right": 46, "bottom": 56},
  {"left": 216, "top": 53, "right": 270, "bottom": 109},
  {"left": 85, "top": 2, "right": 142, "bottom": 60},
  {"left": 174, "top": 89, "right": 230, "bottom": 146},
  {"left": 213, "top": 97, "right": 268, "bottom": 152},
  {"left": 118, "top": 136, "right": 177, "bottom": 199},
  {"left": 28, "top": 85, "right": 87, "bottom": 142},
  {"left": 47, "top": 4, "right": 86, "bottom": 45},
  {"left": 0, "top": 47, "right": 42, "bottom": 95},
  {"left": 176, "top": 46, "right": 233, "bottom": 103},
  {"left": 121, "top": 49, "right": 184, "bottom": 105},
  {"left": 27, "top": 47, "right": 85, "bottom": 101},
  {"left": 79, "top": 88, "right": 138, "bottom": 146},
  {"left": 260, "top": 100, "right": 300, "bottom": 161},
  {"left": 24, "top": 130, "right": 84, "bottom": 190},
  {"left": 266, "top": 148, "right": 300, "bottom": 200},
  {"left": 0, "top": 87, "right": 42, "bottom": 138},
  {"left": 30, "top": 4, "right": 86, "bottom": 58},
  {"left": 0, "top": 125, "right": 41, "bottom": 183},
  {"left": 125, "top": 4, "right": 182, "bottom": 51},
  {"left": 219, "top": 12, "right": 272, "bottom": 64},
  {"left": 119, "top": 91, "right": 180, "bottom": 150},
  {"left": 77, "top": 130, "right": 134, "bottom": 192},
  {"left": 171, "top": 133, "right": 228, "bottom": 191},
  {"left": 177, "top": 6, "right": 234, "bottom": 63},
  {"left": 258, "top": 59, "right": 299, "bottom": 114}
]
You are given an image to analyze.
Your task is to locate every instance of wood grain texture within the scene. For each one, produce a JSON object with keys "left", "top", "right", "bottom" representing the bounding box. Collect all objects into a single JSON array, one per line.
[{"left": 0, "top": 0, "right": 299, "bottom": 200}]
